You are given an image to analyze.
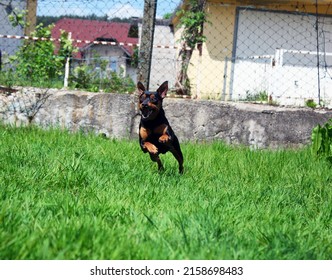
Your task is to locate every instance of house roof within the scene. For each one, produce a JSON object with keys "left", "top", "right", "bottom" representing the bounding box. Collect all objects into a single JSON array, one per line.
[{"left": 52, "top": 18, "right": 139, "bottom": 58}]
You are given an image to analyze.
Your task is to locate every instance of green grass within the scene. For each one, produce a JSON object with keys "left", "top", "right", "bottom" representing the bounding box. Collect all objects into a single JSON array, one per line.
[{"left": 0, "top": 125, "right": 331, "bottom": 260}]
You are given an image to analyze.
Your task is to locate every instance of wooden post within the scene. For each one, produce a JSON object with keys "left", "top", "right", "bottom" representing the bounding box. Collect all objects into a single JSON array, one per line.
[
  {"left": 25, "top": 0, "right": 37, "bottom": 35},
  {"left": 137, "top": 0, "right": 157, "bottom": 90}
]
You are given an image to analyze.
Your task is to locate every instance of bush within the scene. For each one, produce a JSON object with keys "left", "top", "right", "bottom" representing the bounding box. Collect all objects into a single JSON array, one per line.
[
  {"left": 70, "top": 65, "right": 135, "bottom": 94},
  {"left": 311, "top": 119, "right": 332, "bottom": 162},
  {"left": 244, "top": 90, "right": 268, "bottom": 102},
  {"left": 10, "top": 24, "right": 64, "bottom": 83},
  {"left": 305, "top": 99, "right": 317, "bottom": 109},
  {"left": 5, "top": 24, "right": 75, "bottom": 88}
]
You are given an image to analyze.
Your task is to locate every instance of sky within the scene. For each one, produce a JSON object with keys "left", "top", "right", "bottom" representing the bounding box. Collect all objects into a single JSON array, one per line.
[{"left": 37, "top": 0, "right": 181, "bottom": 19}]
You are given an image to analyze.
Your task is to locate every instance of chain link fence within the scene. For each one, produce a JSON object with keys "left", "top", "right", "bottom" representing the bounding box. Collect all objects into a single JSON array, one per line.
[{"left": 1, "top": 0, "right": 332, "bottom": 108}]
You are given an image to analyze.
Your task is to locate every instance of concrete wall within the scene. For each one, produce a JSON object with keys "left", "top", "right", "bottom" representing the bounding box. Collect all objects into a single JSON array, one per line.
[{"left": 1, "top": 88, "right": 332, "bottom": 149}]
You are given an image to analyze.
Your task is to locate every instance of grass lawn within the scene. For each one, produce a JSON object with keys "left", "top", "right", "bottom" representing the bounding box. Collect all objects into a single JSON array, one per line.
[{"left": 0, "top": 125, "right": 331, "bottom": 260}]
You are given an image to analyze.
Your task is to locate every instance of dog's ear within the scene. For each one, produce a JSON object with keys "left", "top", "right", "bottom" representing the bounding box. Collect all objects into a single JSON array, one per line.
[
  {"left": 157, "top": 81, "right": 168, "bottom": 99},
  {"left": 137, "top": 82, "right": 145, "bottom": 95}
]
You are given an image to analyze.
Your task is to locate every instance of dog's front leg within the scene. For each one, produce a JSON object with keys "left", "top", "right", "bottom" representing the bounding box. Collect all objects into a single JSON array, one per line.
[
  {"left": 139, "top": 126, "right": 158, "bottom": 154},
  {"left": 155, "top": 124, "right": 173, "bottom": 143}
]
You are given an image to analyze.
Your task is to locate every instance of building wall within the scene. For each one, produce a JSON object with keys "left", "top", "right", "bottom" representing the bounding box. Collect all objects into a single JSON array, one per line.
[
  {"left": 149, "top": 25, "right": 177, "bottom": 90},
  {"left": 174, "top": 0, "right": 332, "bottom": 100},
  {"left": 232, "top": 9, "right": 332, "bottom": 107},
  {"left": 138, "top": 23, "right": 177, "bottom": 90},
  {"left": 187, "top": 3, "right": 236, "bottom": 99},
  {"left": 83, "top": 45, "right": 136, "bottom": 81}
]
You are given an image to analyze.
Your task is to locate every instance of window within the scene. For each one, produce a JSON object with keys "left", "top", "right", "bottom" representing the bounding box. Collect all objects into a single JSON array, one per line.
[{"left": 110, "top": 57, "right": 117, "bottom": 72}]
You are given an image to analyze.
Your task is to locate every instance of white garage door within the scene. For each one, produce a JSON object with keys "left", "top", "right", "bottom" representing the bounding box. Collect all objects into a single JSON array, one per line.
[{"left": 231, "top": 8, "right": 332, "bottom": 107}]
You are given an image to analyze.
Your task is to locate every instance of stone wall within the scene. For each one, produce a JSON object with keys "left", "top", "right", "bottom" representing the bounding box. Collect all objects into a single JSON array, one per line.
[{"left": 1, "top": 88, "right": 332, "bottom": 148}]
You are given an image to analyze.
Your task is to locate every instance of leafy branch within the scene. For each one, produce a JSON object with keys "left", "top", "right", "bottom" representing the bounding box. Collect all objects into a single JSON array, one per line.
[{"left": 0, "top": 1, "right": 28, "bottom": 28}]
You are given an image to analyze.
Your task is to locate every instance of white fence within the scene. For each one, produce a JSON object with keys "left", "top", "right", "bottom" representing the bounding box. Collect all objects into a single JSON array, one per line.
[{"left": 232, "top": 49, "right": 332, "bottom": 108}]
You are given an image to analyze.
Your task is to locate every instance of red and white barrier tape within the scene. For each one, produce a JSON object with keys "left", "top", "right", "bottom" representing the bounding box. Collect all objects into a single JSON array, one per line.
[{"left": 0, "top": 34, "right": 189, "bottom": 50}]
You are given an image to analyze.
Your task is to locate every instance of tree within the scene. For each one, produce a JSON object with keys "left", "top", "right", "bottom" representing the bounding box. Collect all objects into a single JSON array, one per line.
[{"left": 176, "top": 0, "right": 207, "bottom": 95}]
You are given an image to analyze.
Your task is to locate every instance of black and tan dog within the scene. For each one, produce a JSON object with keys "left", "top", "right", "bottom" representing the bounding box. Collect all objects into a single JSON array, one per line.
[{"left": 137, "top": 81, "right": 184, "bottom": 173}]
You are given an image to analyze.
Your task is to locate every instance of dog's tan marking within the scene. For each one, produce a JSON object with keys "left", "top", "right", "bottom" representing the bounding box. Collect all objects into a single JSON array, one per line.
[
  {"left": 159, "top": 134, "right": 170, "bottom": 143},
  {"left": 139, "top": 127, "right": 150, "bottom": 140},
  {"left": 143, "top": 142, "right": 158, "bottom": 154},
  {"left": 154, "top": 124, "right": 170, "bottom": 143}
]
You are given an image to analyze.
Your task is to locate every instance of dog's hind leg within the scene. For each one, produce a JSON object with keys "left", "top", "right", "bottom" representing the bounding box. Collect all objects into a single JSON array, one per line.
[
  {"left": 149, "top": 153, "right": 164, "bottom": 171},
  {"left": 170, "top": 136, "right": 184, "bottom": 174},
  {"left": 171, "top": 149, "right": 184, "bottom": 174}
]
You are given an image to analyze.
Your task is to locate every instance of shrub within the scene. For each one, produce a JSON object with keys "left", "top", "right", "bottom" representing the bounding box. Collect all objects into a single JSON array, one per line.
[
  {"left": 311, "top": 119, "right": 332, "bottom": 162},
  {"left": 243, "top": 90, "right": 268, "bottom": 102},
  {"left": 10, "top": 24, "right": 63, "bottom": 82},
  {"left": 70, "top": 65, "right": 135, "bottom": 94},
  {"left": 305, "top": 99, "right": 317, "bottom": 109},
  {"left": 7, "top": 24, "right": 75, "bottom": 88}
]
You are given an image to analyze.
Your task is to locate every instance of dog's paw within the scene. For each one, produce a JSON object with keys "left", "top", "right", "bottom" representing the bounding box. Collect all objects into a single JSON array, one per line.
[
  {"left": 143, "top": 142, "right": 158, "bottom": 154},
  {"left": 159, "top": 134, "right": 170, "bottom": 143}
]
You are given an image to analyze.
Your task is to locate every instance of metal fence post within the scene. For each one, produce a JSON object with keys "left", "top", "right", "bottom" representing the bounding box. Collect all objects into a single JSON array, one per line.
[
  {"left": 63, "top": 32, "right": 72, "bottom": 89},
  {"left": 137, "top": 0, "right": 157, "bottom": 90}
]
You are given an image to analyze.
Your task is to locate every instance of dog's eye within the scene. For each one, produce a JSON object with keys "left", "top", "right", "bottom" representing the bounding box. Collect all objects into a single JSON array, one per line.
[
  {"left": 139, "top": 94, "right": 146, "bottom": 102},
  {"left": 150, "top": 95, "right": 158, "bottom": 103}
]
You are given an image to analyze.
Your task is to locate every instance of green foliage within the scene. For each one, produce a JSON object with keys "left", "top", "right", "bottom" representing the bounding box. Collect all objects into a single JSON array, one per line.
[
  {"left": 70, "top": 64, "right": 93, "bottom": 90},
  {"left": 0, "top": 69, "right": 15, "bottom": 88},
  {"left": 37, "top": 15, "right": 134, "bottom": 27},
  {"left": 130, "top": 47, "right": 139, "bottom": 67},
  {"left": 8, "top": 9, "right": 28, "bottom": 28},
  {"left": 305, "top": 99, "right": 317, "bottom": 109},
  {"left": 10, "top": 24, "right": 61, "bottom": 81},
  {"left": 9, "top": 24, "right": 76, "bottom": 84},
  {"left": 176, "top": 0, "right": 207, "bottom": 49},
  {"left": 5, "top": 4, "right": 77, "bottom": 87},
  {"left": 128, "top": 24, "right": 139, "bottom": 38},
  {"left": 244, "top": 90, "right": 268, "bottom": 102},
  {"left": 163, "top": 13, "right": 172, "bottom": 20},
  {"left": 1, "top": 125, "right": 332, "bottom": 259},
  {"left": 70, "top": 64, "right": 135, "bottom": 94},
  {"left": 58, "top": 30, "right": 78, "bottom": 59},
  {"left": 311, "top": 119, "right": 332, "bottom": 162},
  {"left": 0, "top": 70, "right": 63, "bottom": 89},
  {"left": 104, "top": 71, "right": 136, "bottom": 94}
]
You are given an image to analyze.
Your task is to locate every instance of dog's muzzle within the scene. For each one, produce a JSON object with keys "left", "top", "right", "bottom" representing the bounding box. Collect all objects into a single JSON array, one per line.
[{"left": 141, "top": 104, "right": 153, "bottom": 119}]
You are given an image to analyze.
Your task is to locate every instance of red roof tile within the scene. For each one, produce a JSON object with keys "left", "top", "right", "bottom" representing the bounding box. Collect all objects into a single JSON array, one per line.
[{"left": 52, "top": 18, "right": 138, "bottom": 58}]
